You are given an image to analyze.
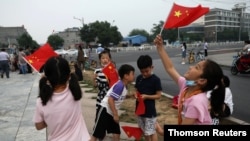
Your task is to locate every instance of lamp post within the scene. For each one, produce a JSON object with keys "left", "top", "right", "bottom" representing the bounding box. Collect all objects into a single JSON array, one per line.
[
  {"left": 73, "top": 16, "right": 84, "bottom": 47},
  {"left": 111, "top": 20, "right": 115, "bottom": 26},
  {"left": 73, "top": 16, "right": 84, "bottom": 27},
  {"left": 213, "top": 26, "right": 217, "bottom": 42}
]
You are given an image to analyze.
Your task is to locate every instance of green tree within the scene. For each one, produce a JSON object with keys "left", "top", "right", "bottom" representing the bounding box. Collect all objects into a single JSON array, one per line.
[
  {"left": 128, "top": 29, "right": 150, "bottom": 39},
  {"left": 150, "top": 21, "right": 164, "bottom": 42},
  {"left": 149, "top": 21, "right": 178, "bottom": 44},
  {"left": 80, "top": 21, "right": 122, "bottom": 47},
  {"left": 17, "top": 33, "right": 33, "bottom": 49},
  {"left": 47, "top": 35, "right": 64, "bottom": 49},
  {"left": 31, "top": 40, "right": 40, "bottom": 49}
]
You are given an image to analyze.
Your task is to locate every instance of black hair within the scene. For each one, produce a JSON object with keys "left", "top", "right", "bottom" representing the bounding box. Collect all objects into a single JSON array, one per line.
[
  {"left": 222, "top": 75, "right": 230, "bottom": 87},
  {"left": 244, "top": 40, "right": 250, "bottom": 44},
  {"left": 137, "top": 55, "right": 152, "bottom": 70},
  {"left": 98, "top": 50, "right": 111, "bottom": 60},
  {"left": 118, "top": 64, "right": 135, "bottom": 79},
  {"left": 74, "top": 63, "right": 83, "bottom": 81},
  {"left": 78, "top": 45, "right": 83, "bottom": 50},
  {"left": 183, "top": 42, "right": 187, "bottom": 49},
  {"left": 39, "top": 56, "right": 82, "bottom": 105},
  {"left": 200, "top": 59, "right": 225, "bottom": 116}
]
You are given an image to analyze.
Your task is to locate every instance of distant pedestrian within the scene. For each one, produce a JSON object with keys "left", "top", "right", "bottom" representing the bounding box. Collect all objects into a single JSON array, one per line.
[
  {"left": 203, "top": 41, "right": 208, "bottom": 58},
  {"left": 96, "top": 44, "right": 104, "bottom": 54},
  {"left": 181, "top": 42, "right": 187, "bottom": 64},
  {"left": 18, "top": 48, "right": 27, "bottom": 74},
  {"left": 83, "top": 46, "right": 89, "bottom": 60},
  {"left": 0, "top": 48, "right": 10, "bottom": 78},
  {"left": 77, "top": 45, "right": 85, "bottom": 71},
  {"left": 33, "top": 56, "right": 90, "bottom": 141},
  {"left": 89, "top": 64, "right": 135, "bottom": 141}
]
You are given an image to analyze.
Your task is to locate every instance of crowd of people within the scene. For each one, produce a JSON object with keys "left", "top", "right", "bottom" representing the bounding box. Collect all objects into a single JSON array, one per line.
[
  {"left": 0, "top": 47, "right": 35, "bottom": 79},
  {"left": 1, "top": 36, "right": 240, "bottom": 140}
]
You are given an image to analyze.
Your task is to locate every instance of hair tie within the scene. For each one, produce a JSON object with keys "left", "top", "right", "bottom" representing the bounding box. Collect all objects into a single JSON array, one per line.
[
  {"left": 213, "top": 85, "right": 218, "bottom": 90},
  {"left": 46, "top": 80, "right": 52, "bottom": 88}
]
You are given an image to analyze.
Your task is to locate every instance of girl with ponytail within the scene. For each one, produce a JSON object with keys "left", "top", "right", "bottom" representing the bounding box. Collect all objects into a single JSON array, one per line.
[
  {"left": 33, "top": 56, "right": 90, "bottom": 141},
  {"left": 154, "top": 35, "right": 225, "bottom": 125}
]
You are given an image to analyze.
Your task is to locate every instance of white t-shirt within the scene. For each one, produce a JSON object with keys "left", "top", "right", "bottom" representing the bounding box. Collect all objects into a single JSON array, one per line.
[
  {"left": 33, "top": 85, "right": 90, "bottom": 141},
  {"left": 83, "top": 48, "right": 89, "bottom": 57},
  {"left": 207, "top": 87, "right": 234, "bottom": 114},
  {"left": 203, "top": 42, "right": 208, "bottom": 50},
  {"left": 243, "top": 44, "right": 250, "bottom": 52},
  {"left": 101, "top": 80, "right": 127, "bottom": 116}
]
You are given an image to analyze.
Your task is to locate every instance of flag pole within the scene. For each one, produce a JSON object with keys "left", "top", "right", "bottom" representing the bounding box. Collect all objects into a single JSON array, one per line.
[
  {"left": 22, "top": 56, "right": 41, "bottom": 76},
  {"left": 159, "top": 2, "right": 175, "bottom": 35}
]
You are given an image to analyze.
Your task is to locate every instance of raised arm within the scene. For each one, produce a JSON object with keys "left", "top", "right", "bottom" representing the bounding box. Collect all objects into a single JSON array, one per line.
[{"left": 154, "top": 34, "right": 181, "bottom": 84}]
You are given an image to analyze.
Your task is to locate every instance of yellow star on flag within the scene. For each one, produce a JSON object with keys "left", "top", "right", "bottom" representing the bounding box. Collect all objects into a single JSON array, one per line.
[
  {"left": 28, "top": 60, "right": 33, "bottom": 64},
  {"left": 185, "top": 10, "right": 189, "bottom": 16},
  {"left": 174, "top": 10, "right": 182, "bottom": 17}
]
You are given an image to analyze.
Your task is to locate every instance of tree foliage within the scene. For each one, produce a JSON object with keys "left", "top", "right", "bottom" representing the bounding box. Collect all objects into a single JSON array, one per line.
[
  {"left": 47, "top": 35, "right": 64, "bottom": 49},
  {"left": 149, "top": 21, "right": 178, "bottom": 44},
  {"left": 17, "top": 33, "right": 37, "bottom": 49},
  {"left": 80, "top": 21, "right": 122, "bottom": 47}
]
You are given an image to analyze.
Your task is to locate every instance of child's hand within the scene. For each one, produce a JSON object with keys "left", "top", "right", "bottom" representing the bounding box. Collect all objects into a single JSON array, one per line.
[
  {"left": 140, "top": 94, "right": 146, "bottom": 100},
  {"left": 154, "top": 34, "right": 164, "bottom": 47},
  {"left": 113, "top": 114, "right": 119, "bottom": 123},
  {"left": 133, "top": 91, "right": 138, "bottom": 99}
]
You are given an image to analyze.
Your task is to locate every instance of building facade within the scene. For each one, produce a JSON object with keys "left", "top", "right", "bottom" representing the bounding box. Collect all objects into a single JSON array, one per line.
[
  {"left": 204, "top": 4, "right": 250, "bottom": 42},
  {"left": 179, "top": 3, "right": 250, "bottom": 42},
  {"left": 54, "top": 27, "right": 83, "bottom": 49},
  {"left": 0, "top": 26, "right": 27, "bottom": 47}
]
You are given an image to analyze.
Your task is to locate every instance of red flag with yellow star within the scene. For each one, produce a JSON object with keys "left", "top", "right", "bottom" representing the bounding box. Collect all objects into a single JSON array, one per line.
[
  {"left": 24, "top": 43, "right": 58, "bottom": 72},
  {"left": 164, "top": 3, "right": 209, "bottom": 29},
  {"left": 121, "top": 126, "right": 143, "bottom": 140},
  {"left": 102, "top": 62, "right": 119, "bottom": 87}
]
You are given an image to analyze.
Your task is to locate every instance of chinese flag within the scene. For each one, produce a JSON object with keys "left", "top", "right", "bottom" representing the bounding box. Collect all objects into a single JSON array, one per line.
[
  {"left": 164, "top": 3, "right": 209, "bottom": 29},
  {"left": 24, "top": 43, "right": 58, "bottom": 72},
  {"left": 135, "top": 91, "right": 145, "bottom": 116},
  {"left": 121, "top": 126, "right": 143, "bottom": 140},
  {"left": 102, "top": 62, "right": 119, "bottom": 87}
]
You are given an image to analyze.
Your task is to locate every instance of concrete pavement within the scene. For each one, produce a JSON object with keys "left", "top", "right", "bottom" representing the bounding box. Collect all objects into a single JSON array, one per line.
[{"left": 0, "top": 52, "right": 248, "bottom": 141}]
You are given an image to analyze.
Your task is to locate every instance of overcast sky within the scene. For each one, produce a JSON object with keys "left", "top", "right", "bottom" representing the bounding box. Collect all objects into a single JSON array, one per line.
[{"left": 1, "top": 0, "right": 249, "bottom": 44}]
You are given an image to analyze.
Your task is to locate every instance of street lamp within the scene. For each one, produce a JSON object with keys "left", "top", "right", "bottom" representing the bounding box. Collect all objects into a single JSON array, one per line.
[{"left": 73, "top": 16, "right": 84, "bottom": 27}]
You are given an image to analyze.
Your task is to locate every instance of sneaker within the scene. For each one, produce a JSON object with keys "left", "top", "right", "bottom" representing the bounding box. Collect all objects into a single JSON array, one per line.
[{"left": 181, "top": 62, "right": 185, "bottom": 64}]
